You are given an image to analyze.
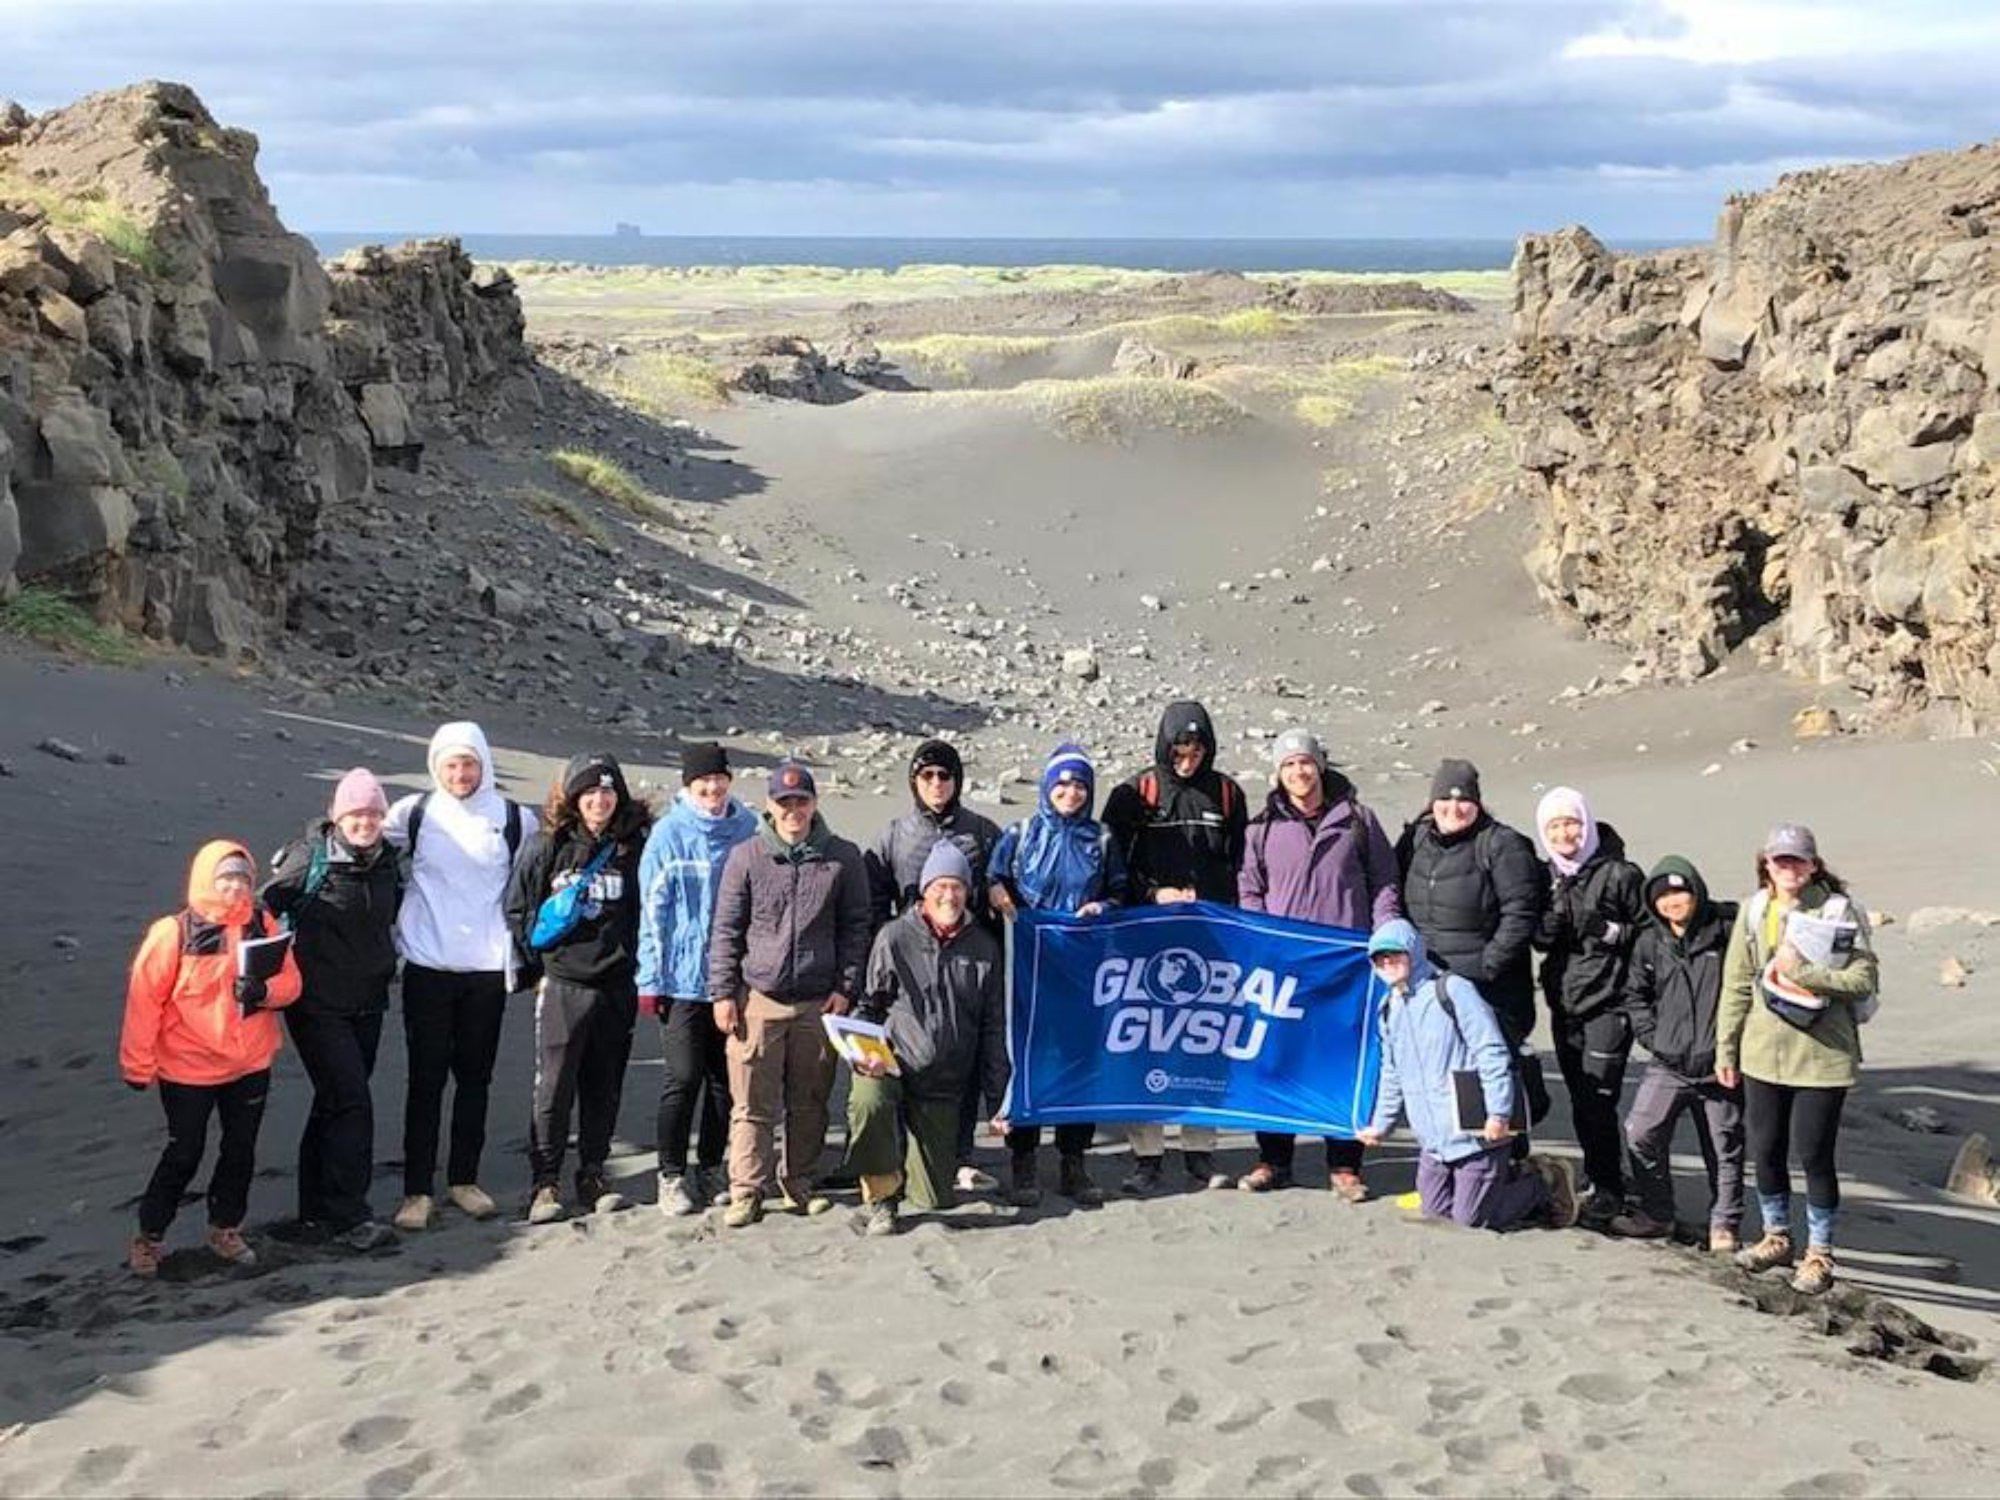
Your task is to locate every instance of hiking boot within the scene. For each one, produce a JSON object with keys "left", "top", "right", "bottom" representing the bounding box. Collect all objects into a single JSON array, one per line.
[
  {"left": 1058, "top": 1153, "right": 1105, "bottom": 1206},
  {"left": 527, "top": 1186, "right": 566, "bottom": 1225},
  {"left": 1945, "top": 1133, "right": 1999, "bottom": 1206},
  {"left": 128, "top": 1233, "right": 163, "bottom": 1279},
  {"left": 1735, "top": 1231, "right": 1795, "bottom": 1273},
  {"left": 1329, "top": 1170, "right": 1372, "bottom": 1204},
  {"left": 207, "top": 1225, "right": 257, "bottom": 1267},
  {"left": 1121, "top": 1155, "right": 1166, "bottom": 1197},
  {"left": 779, "top": 1188, "right": 834, "bottom": 1217},
  {"left": 1237, "top": 1162, "right": 1293, "bottom": 1193},
  {"left": 1789, "top": 1248, "right": 1836, "bottom": 1295},
  {"left": 1185, "top": 1151, "right": 1230, "bottom": 1190},
  {"left": 657, "top": 1174, "right": 700, "bottom": 1218},
  {"left": 577, "top": 1170, "right": 629, "bottom": 1215},
  {"left": 955, "top": 1164, "right": 999, "bottom": 1194},
  {"left": 447, "top": 1184, "right": 499, "bottom": 1221},
  {"left": 392, "top": 1194, "right": 434, "bottom": 1232},
  {"left": 335, "top": 1220, "right": 397, "bottom": 1253},
  {"left": 1578, "top": 1189, "right": 1623, "bottom": 1229},
  {"left": 863, "top": 1199, "right": 901, "bottom": 1238},
  {"left": 1008, "top": 1150, "right": 1044, "bottom": 1208},
  {"left": 723, "top": 1195, "right": 763, "bottom": 1229},
  {"left": 1607, "top": 1209, "right": 1673, "bottom": 1240},
  {"left": 1527, "top": 1155, "right": 1579, "bottom": 1229},
  {"left": 1708, "top": 1224, "right": 1740, "bottom": 1256}
]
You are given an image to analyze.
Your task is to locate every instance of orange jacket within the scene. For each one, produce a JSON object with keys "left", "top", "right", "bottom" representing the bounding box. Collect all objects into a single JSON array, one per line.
[{"left": 121, "top": 840, "right": 303, "bottom": 1087}]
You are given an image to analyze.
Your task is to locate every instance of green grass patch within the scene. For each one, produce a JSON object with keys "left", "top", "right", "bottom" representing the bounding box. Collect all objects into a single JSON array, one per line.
[
  {"left": 608, "top": 350, "right": 733, "bottom": 411},
  {"left": 922, "top": 376, "right": 1249, "bottom": 443},
  {"left": 877, "top": 333, "right": 1056, "bottom": 385},
  {"left": 0, "top": 586, "right": 141, "bottom": 664},
  {"left": 0, "top": 172, "right": 170, "bottom": 277},
  {"left": 549, "top": 449, "right": 660, "bottom": 514}
]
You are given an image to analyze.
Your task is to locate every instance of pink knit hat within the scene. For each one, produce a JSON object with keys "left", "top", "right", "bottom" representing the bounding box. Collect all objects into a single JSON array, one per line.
[{"left": 329, "top": 767, "right": 389, "bottom": 819}]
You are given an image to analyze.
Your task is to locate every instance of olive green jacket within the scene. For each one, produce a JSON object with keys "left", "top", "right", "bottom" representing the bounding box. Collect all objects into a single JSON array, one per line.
[{"left": 1716, "top": 881, "right": 1877, "bottom": 1088}]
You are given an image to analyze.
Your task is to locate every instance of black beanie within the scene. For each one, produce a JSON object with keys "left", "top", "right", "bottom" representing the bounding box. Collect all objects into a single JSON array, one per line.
[
  {"left": 562, "top": 751, "right": 629, "bottom": 803},
  {"left": 1430, "top": 758, "right": 1482, "bottom": 804},
  {"left": 682, "top": 742, "right": 730, "bottom": 785},
  {"left": 909, "top": 738, "right": 964, "bottom": 786}
]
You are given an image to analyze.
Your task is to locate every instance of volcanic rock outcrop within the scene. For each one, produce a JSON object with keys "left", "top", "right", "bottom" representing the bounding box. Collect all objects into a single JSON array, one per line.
[{"left": 1503, "top": 142, "right": 2000, "bottom": 731}]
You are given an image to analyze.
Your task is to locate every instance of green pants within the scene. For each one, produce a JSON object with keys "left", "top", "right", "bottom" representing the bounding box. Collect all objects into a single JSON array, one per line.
[{"left": 845, "top": 1075, "right": 960, "bottom": 1211}]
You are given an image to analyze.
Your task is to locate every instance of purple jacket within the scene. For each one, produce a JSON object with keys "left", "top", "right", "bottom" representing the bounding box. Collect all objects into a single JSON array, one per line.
[{"left": 1239, "top": 783, "right": 1402, "bottom": 932}]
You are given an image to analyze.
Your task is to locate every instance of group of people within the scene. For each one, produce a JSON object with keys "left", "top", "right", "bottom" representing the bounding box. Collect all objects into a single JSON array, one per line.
[{"left": 117, "top": 699, "right": 1879, "bottom": 1298}]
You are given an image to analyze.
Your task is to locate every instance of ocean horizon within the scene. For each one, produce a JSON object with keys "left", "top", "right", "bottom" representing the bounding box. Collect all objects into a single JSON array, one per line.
[{"left": 306, "top": 232, "right": 1687, "bottom": 273}]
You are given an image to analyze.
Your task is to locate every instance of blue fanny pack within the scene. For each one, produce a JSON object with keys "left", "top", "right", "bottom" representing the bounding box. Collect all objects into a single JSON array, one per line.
[{"left": 530, "top": 840, "right": 619, "bottom": 952}]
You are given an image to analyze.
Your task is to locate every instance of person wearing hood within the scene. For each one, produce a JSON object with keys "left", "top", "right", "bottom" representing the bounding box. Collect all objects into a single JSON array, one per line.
[
  {"left": 1358, "top": 921, "right": 1576, "bottom": 1232},
  {"left": 384, "top": 721, "right": 538, "bottom": 1232},
  {"left": 121, "top": 841, "right": 303, "bottom": 1277},
  {"left": 987, "top": 743, "right": 1124, "bottom": 1208},
  {"left": 636, "top": 742, "right": 760, "bottom": 1217},
  {"left": 1101, "top": 701, "right": 1248, "bottom": 1194},
  {"left": 1237, "top": 729, "right": 1402, "bottom": 1200},
  {"left": 845, "top": 844, "right": 1011, "bottom": 1236},
  {"left": 1716, "top": 824, "right": 1879, "bottom": 1296},
  {"left": 863, "top": 737, "right": 1005, "bottom": 1194},
  {"left": 1395, "top": 759, "right": 1546, "bottom": 1051},
  {"left": 261, "top": 769, "right": 403, "bottom": 1252},
  {"left": 1532, "top": 786, "right": 1647, "bottom": 1226},
  {"left": 1614, "top": 856, "right": 1743, "bottom": 1247},
  {"left": 505, "top": 752, "right": 653, "bottom": 1224},
  {"left": 707, "top": 759, "right": 872, "bottom": 1228}
]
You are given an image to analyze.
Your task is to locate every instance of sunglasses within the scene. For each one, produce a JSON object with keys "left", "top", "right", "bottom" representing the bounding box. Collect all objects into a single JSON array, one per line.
[
  {"left": 1369, "top": 951, "right": 1409, "bottom": 966},
  {"left": 916, "top": 768, "right": 957, "bottom": 782}
]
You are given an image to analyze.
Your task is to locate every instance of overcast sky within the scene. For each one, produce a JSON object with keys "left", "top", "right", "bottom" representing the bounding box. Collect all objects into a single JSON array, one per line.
[{"left": 8, "top": 0, "right": 2000, "bottom": 240}]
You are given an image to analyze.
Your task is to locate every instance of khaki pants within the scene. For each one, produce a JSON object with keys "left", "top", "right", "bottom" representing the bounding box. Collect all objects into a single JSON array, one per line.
[
  {"left": 725, "top": 991, "right": 836, "bottom": 1203},
  {"left": 1126, "top": 1123, "right": 1218, "bottom": 1158}
]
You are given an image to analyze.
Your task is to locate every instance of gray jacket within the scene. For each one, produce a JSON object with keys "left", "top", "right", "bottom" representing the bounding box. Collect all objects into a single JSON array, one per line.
[
  {"left": 707, "top": 815, "right": 871, "bottom": 1004},
  {"left": 858, "top": 907, "right": 1010, "bottom": 1106}
]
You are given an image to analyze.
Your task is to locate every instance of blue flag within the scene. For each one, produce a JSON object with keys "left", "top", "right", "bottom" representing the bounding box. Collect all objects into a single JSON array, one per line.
[{"left": 1006, "top": 901, "right": 1384, "bottom": 1137}]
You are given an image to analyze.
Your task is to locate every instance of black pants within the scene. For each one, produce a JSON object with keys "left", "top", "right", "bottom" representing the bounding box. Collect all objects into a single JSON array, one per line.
[
  {"left": 656, "top": 1000, "right": 730, "bottom": 1176},
  {"left": 139, "top": 1070, "right": 271, "bottom": 1237},
  {"left": 286, "top": 1008, "right": 384, "bottom": 1230},
  {"left": 1006, "top": 1123, "right": 1095, "bottom": 1156},
  {"left": 1255, "top": 1132, "right": 1364, "bottom": 1176},
  {"left": 401, "top": 965, "right": 508, "bottom": 1197},
  {"left": 1552, "top": 1007, "right": 1632, "bottom": 1198},
  {"left": 530, "top": 977, "right": 638, "bottom": 1188},
  {"left": 1745, "top": 1076, "right": 1846, "bottom": 1211}
]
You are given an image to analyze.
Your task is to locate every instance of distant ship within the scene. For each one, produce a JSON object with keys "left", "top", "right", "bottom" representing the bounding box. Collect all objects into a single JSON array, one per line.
[{"left": 613, "top": 222, "right": 643, "bottom": 238}]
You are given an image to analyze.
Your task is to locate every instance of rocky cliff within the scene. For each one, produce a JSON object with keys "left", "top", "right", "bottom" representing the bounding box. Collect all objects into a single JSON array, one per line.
[
  {"left": 1502, "top": 142, "right": 2000, "bottom": 732},
  {"left": 0, "top": 82, "right": 530, "bottom": 655}
]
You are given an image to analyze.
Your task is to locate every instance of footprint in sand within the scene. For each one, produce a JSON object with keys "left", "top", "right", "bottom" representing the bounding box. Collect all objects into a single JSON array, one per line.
[
  {"left": 340, "top": 1415, "right": 412, "bottom": 1455},
  {"left": 851, "top": 1426, "right": 912, "bottom": 1471},
  {"left": 1781, "top": 1475, "right": 1875, "bottom": 1499},
  {"left": 1354, "top": 1342, "right": 1407, "bottom": 1370},
  {"left": 482, "top": 1383, "right": 543, "bottom": 1420},
  {"left": 1295, "top": 1397, "right": 1346, "bottom": 1434},
  {"left": 1249, "top": 1453, "right": 1310, "bottom": 1488},
  {"left": 685, "top": 1441, "right": 725, "bottom": 1482},
  {"left": 363, "top": 1453, "right": 433, "bottom": 1499},
  {"left": 1346, "top": 1475, "right": 1387, "bottom": 1498},
  {"left": 65, "top": 1446, "right": 137, "bottom": 1487},
  {"left": 1136, "top": 1457, "right": 1178, "bottom": 1492},
  {"left": 1555, "top": 1371, "right": 1644, "bottom": 1406},
  {"left": 1214, "top": 1399, "right": 1275, "bottom": 1435},
  {"left": 1165, "top": 1391, "right": 1201, "bottom": 1424},
  {"left": 938, "top": 1377, "right": 973, "bottom": 1407}
]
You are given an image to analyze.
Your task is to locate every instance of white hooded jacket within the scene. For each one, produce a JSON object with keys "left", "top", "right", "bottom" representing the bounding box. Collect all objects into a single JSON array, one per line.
[{"left": 386, "top": 722, "right": 538, "bottom": 978}]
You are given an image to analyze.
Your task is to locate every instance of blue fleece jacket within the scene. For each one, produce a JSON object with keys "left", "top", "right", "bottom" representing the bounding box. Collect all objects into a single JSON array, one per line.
[
  {"left": 1367, "top": 919, "right": 1517, "bottom": 1163},
  {"left": 635, "top": 790, "right": 760, "bottom": 999}
]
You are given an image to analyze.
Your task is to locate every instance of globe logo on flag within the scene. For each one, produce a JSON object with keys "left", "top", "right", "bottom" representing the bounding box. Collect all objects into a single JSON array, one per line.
[
  {"left": 1141, "top": 948, "right": 1210, "bottom": 1008},
  {"left": 1144, "top": 1068, "right": 1172, "bottom": 1094}
]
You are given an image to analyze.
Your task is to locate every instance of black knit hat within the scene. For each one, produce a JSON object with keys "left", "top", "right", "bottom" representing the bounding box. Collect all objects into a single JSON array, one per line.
[
  {"left": 562, "top": 751, "right": 629, "bottom": 804},
  {"left": 681, "top": 741, "right": 730, "bottom": 785},
  {"left": 1429, "top": 758, "right": 1482, "bottom": 805},
  {"left": 909, "top": 738, "right": 964, "bottom": 786}
]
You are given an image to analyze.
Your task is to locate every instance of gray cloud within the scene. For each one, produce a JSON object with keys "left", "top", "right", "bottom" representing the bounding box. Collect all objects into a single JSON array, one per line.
[{"left": 7, "top": 0, "right": 1999, "bottom": 237}]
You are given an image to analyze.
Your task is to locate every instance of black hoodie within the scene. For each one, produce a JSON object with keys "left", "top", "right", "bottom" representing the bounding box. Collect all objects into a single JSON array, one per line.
[
  {"left": 1622, "top": 856, "right": 1739, "bottom": 1078},
  {"left": 505, "top": 768, "right": 652, "bottom": 989},
  {"left": 1534, "top": 822, "right": 1647, "bottom": 1022},
  {"left": 1101, "top": 700, "right": 1248, "bottom": 905}
]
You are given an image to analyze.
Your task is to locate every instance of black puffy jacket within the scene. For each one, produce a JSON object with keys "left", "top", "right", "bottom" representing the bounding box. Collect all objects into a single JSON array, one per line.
[
  {"left": 1623, "top": 857, "right": 1738, "bottom": 1078},
  {"left": 1395, "top": 811, "right": 1545, "bottom": 1041},
  {"left": 1534, "top": 823, "right": 1647, "bottom": 1022},
  {"left": 262, "top": 821, "right": 402, "bottom": 1016}
]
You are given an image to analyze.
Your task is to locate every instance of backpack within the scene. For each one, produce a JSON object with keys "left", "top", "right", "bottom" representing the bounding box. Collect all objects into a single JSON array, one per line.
[
  {"left": 1430, "top": 981, "right": 1537, "bottom": 1132},
  {"left": 1138, "top": 767, "right": 1239, "bottom": 823},
  {"left": 407, "top": 793, "right": 524, "bottom": 867}
]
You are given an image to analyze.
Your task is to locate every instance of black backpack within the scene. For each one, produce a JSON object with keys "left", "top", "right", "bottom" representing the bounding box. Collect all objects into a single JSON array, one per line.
[{"left": 406, "top": 793, "right": 524, "bottom": 868}]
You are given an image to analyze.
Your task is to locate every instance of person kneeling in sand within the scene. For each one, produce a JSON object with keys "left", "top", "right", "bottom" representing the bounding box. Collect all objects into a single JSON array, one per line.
[
  {"left": 845, "top": 845, "right": 1009, "bottom": 1236},
  {"left": 708, "top": 759, "right": 871, "bottom": 1228},
  {"left": 1358, "top": 921, "right": 1577, "bottom": 1231},
  {"left": 121, "top": 842, "right": 304, "bottom": 1276}
]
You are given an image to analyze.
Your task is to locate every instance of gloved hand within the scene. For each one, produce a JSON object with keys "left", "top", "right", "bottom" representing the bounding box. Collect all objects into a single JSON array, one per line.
[
  {"left": 1583, "top": 912, "right": 1624, "bottom": 946},
  {"left": 638, "top": 993, "right": 663, "bottom": 1019},
  {"left": 234, "top": 976, "right": 269, "bottom": 1014}
]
